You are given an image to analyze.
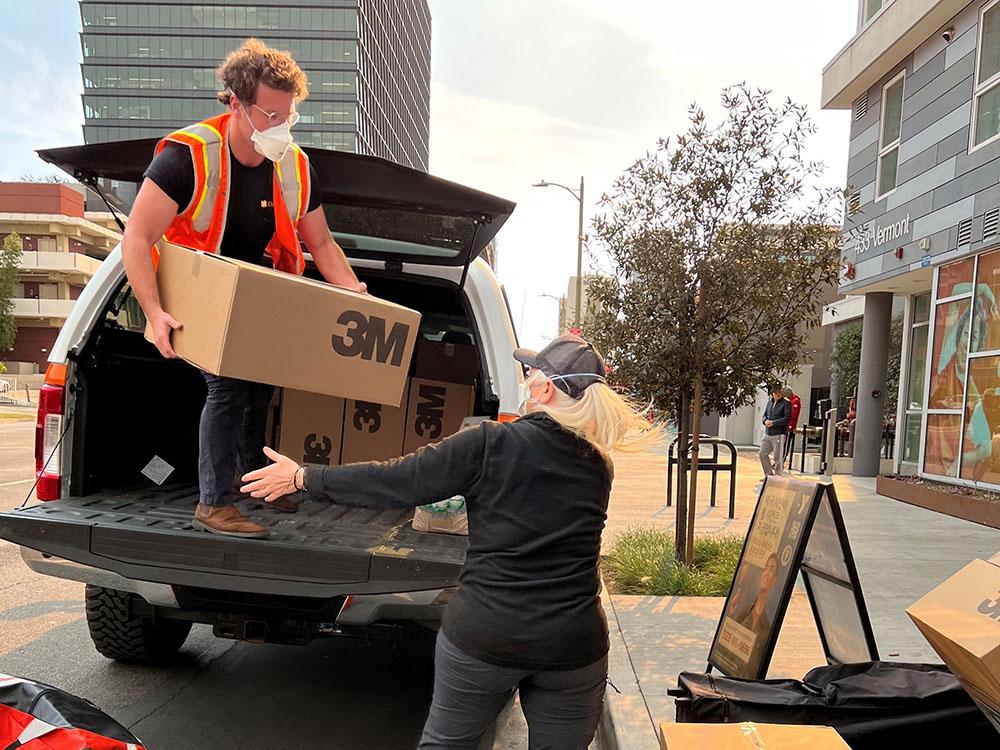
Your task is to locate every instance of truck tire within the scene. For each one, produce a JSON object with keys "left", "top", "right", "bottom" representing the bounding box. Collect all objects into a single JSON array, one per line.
[{"left": 85, "top": 585, "right": 192, "bottom": 663}]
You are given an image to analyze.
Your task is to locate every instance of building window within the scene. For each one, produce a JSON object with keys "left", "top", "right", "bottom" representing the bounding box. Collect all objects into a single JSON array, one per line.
[
  {"left": 864, "top": 0, "right": 891, "bottom": 24},
  {"left": 876, "top": 72, "right": 904, "bottom": 198},
  {"left": 974, "top": 0, "right": 1000, "bottom": 148},
  {"left": 903, "top": 293, "right": 931, "bottom": 464}
]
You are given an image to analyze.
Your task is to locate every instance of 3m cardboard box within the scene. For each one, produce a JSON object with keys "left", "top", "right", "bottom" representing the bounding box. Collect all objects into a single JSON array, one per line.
[
  {"left": 148, "top": 242, "right": 420, "bottom": 406},
  {"left": 277, "top": 389, "right": 345, "bottom": 467},
  {"left": 403, "top": 378, "right": 475, "bottom": 454},
  {"left": 907, "top": 556, "right": 1000, "bottom": 709},
  {"left": 413, "top": 339, "right": 478, "bottom": 384},
  {"left": 341, "top": 399, "right": 407, "bottom": 463},
  {"left": 659, "top": 722, "right": 850, "bottom": 749}
]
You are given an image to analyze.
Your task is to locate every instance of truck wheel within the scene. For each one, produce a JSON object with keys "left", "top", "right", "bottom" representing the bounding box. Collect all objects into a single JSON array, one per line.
[{"left": 85, "top": 585, "right": 192, "bottom": 663}]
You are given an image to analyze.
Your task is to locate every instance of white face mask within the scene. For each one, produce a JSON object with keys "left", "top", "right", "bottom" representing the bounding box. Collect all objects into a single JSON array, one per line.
[
  {"left": 516, "top": 371, "right": 606, "bottom": 415},
  {"left": 517, "top": 371, "right": 545, "bottom": 416},
  {"left": 244, "top": 107, "right": 293, "bottom": 162}
]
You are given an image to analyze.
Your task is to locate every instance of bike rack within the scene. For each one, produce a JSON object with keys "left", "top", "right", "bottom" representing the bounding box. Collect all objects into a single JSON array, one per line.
[{"left": 664, "top": 435, "right": 736, "bottom": 520}]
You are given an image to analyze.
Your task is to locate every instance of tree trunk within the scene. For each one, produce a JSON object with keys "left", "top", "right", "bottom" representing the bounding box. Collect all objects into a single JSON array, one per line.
[
  {"left": 686, "top": 372, "right": 704, "bottom": 567},
  {"left": 675, "top": 390, "right": 690, "bottom": 564}
]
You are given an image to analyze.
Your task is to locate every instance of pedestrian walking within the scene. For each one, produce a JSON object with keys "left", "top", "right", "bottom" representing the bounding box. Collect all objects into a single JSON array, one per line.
[
  {"left": 240, "top": 335, "right": 662, "bottom": 749},
  {"left": 760, "top": 387, "right": 791, "bottom": 478}
]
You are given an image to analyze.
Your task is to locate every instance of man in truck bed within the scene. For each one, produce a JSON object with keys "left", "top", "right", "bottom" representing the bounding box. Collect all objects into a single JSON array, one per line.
[{"left": 120, "top": 38, "right": 365, "bottom": 539}]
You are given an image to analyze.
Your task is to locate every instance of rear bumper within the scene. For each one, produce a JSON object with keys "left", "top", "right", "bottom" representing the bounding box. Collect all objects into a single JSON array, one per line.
[{"left": 20, "top": 547, "right": 452, "bottom": 630}]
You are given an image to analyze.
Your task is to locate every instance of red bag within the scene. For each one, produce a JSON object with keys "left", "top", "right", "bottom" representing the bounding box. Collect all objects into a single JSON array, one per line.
[{"left": 0, "top": 675, "right": 145, "bottom": 750}]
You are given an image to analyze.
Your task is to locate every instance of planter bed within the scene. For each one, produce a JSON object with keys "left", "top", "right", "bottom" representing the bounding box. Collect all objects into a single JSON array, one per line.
[{"left": 876, "top": 475, "right": 1000, "bottom": 530}]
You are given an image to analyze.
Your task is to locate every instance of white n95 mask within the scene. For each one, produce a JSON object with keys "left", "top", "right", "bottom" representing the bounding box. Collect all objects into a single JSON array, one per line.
[{"left": 244, "top": 108, "right": 294, "bottom": 162}]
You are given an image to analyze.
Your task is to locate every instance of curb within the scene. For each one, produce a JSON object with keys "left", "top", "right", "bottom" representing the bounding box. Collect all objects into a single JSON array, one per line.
[{"left": 597, "top": 578, "right": 660, "bottom": 749}]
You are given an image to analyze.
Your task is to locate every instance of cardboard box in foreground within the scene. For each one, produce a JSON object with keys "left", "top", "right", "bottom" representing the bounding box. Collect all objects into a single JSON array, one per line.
[
  {"left": 907, "top": 556, "right": 1000, "bottom": 712},
  {"left": 147, "top": 242, "right": 420, "bottom": 406},
  {"left": 659, "top": 722, "right": 849, "bottom": 749}
]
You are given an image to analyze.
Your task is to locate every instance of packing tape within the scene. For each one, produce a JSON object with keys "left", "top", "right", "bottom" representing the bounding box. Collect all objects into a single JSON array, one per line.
[{"left": 740, "top": 722, "right": 766, "bottom": 749}]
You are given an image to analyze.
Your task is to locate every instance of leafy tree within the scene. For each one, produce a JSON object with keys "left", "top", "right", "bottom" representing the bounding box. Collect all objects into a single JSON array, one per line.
[
  {"left": 587, "top": 85, "right": 842, "bottom": 563},
  {"left": 831, "top": 313, "right": 903, "bottom": 419},
  {"left": 0, "top": 232, "right": 23, "bottom": 354}
]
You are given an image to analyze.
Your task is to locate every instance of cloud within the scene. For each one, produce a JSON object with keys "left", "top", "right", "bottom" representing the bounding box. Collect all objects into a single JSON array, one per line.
[{"left": 0, "top": 36, "right": 83, "bottom": 179}]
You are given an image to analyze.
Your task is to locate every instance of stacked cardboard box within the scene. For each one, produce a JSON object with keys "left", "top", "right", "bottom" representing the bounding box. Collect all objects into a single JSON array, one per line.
[{"left": 274, "top": 336, "right": 478, "bottom": 470}]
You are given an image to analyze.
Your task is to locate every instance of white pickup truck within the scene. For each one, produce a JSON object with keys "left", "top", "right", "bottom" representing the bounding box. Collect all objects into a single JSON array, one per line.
[{"left": 0, "top": 139, "right": 523, "bottom": 663}]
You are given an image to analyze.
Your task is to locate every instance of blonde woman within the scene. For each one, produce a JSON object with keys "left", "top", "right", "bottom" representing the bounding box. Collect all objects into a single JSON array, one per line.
[{"left": 241, "top": 335, "right": 661, "bottom": 750}]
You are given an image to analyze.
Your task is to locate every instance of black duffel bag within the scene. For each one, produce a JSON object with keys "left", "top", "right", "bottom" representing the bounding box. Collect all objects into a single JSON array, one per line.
[{"left": 671, "top": 662, "right": 997, "bottom": 749}]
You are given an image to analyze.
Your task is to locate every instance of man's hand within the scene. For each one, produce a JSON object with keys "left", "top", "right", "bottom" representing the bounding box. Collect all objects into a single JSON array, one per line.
[
  {"left": 343, "top": 280, "right": 368, "bottom": 294},
  {"left": 765, "top": 419, "right": 774, "bottom": 427},
  {"left": 149, "top": 309, "right": 183, "bottom": 359},
  {"left": 241, "top": 446, "right": 301, "bottom": 503}
]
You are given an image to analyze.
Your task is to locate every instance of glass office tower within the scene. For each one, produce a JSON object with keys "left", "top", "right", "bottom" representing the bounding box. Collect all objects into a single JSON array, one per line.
[{"left": 79, "top": 1, "right": 430, "bottom": 170}]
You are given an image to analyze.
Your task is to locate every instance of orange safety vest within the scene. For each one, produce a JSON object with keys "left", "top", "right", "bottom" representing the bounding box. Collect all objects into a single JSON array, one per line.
[{"left": 153, "top": 111, "right": 311, "bottom": 274}]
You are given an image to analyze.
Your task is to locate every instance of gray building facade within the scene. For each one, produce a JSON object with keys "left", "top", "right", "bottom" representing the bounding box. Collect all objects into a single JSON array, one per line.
[
  {"left": 79, "top": 0, "right": 430, "bottom": 170},
  {"left": 824, "top": 0, "right": 1000, "bottom": 484}
]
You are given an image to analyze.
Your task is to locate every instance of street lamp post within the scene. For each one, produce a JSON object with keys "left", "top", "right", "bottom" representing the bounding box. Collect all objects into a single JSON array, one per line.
[{"left": 533, "top": 177, "right": 585, "bottom": 330}]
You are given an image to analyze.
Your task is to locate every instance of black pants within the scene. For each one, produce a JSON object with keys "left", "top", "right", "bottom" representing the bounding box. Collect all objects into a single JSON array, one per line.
[
  {"left": 419, "top": 630, "right": 607, "bottom": 750},
  {"left": 198, "top": 373, "right": 274, "bottom": 506}
]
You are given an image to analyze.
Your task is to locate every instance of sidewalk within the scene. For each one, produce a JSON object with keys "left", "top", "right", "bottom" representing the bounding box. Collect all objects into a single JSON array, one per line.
[{"left": 599, "top": 449, "right": 1000, "bottom": 747}]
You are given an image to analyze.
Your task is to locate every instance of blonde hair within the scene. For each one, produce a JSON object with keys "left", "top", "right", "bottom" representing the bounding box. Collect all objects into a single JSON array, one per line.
[
  {"left": 527, "top": 371, "right": 665, "bottom": 454},
  {"left": 216, "top": 38, "right": 309, "bottom": 105}
]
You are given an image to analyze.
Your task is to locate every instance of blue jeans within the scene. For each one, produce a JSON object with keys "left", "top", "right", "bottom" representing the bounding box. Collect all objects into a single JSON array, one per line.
[
  {"left": 419, "top": 630, "right": 607, "bottom": 750},
  {"left": 198, "top": 373, "right": 274, "bottom": 506}
]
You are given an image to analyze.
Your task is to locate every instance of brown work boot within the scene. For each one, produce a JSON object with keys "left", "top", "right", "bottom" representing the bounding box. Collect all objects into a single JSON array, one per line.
[
  {"left": 193, "top": 503, "right": 270, "bottom": 539},
  {"left": 269, "top": 496, "right": 300, "bottom": 514}
]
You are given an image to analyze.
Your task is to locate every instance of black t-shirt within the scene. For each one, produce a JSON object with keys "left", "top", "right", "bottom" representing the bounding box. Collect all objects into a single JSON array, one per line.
[
  {"left": 305, "top": 413, "right": 614, "bottom": 671},
  {"left": 144, "top": 142, "right": 322, "bottom": 266}
]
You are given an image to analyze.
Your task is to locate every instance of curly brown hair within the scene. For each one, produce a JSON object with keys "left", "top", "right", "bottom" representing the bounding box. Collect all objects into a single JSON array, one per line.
[{"left": 216, "top": 38, "right": 308, "bottom": 105}]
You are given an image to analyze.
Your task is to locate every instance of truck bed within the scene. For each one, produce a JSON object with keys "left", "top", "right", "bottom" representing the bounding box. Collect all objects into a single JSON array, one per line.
[{"left": 0, "top": 486, "right": 467, "bottom": 598}]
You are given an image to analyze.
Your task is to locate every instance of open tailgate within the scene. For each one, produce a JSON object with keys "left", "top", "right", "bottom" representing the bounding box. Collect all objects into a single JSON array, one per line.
[{"left": 0, "top": 488, "right": 467, "bottom": 598}]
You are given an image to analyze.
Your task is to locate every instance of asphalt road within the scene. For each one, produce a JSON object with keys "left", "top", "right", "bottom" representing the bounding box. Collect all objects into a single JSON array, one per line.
[{"left": 0, "top": 416, "right": 452, "bottom": 749}]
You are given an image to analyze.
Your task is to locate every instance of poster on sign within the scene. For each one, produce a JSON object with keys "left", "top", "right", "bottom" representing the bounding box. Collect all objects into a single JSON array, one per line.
[{"left": 707, "top": 477, "right": 877, "bottom": 679}]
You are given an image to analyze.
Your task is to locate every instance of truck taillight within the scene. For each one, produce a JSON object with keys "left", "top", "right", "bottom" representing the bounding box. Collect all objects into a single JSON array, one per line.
[{"left": 35, "top": 365, "right": 66, "bottom": 501}]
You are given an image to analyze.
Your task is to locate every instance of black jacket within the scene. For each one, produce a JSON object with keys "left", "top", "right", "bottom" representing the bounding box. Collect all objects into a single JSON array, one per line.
[
  {"left": 763, "top": 398, "right": 791, "bottom": 436},
  {"left": 302, "top": 413, "right": 613, "bottom": 670}
]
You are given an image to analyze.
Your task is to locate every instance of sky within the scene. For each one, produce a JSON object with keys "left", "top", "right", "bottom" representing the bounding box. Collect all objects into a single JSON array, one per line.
[{"left": 0, "top": 0, "right": 859, "bottom": 349}]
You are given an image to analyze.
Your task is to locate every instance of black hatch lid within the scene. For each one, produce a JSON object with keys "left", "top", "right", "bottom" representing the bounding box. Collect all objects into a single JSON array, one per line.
[{"left": 36, "top": 139, "right": 515, "bottom": 269}]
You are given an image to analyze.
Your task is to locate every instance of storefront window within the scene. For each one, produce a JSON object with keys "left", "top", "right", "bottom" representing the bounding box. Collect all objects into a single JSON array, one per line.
[
  {"left": 972, "top": 248, "right": 1000, "bottom": 353},
  {"left": 960, "top": 356, "right": 1000, "bottom": 482},
  {"left": 923, "top": 414, "right": 962, "bottom": 477},
  {"left": 937, "top": 257, "right": 974, "bottom": 298},
  {"left": 928, "top": 299, "right": 971, "bottom": 410},
  {"left": 913, "top": 292, "right": 931, "bottom": 323},
  {"left": 902, "top": 413, "right": 922, "bottom": 462},
  {"left": 906, "top": 324, "right": 928, "bottom": 409}
]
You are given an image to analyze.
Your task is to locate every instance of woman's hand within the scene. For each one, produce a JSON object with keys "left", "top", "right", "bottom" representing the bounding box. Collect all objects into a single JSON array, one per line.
[{"left": 241, "top": 447, "right": 301, "bottom": 503}]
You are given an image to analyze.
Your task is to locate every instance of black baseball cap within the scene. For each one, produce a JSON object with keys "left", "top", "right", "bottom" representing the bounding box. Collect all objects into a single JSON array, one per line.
[{"left": 513, "top": 334, "right": 608, "bottom": 399}]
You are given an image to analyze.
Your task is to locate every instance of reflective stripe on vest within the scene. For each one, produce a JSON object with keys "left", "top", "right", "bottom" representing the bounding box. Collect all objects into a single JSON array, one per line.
[
  {"left": 154, "top": 112, "right": 309, "bottom": 274},
  {"left": 163, "top": 119, "right": 225, "bottom": 235},
  {"left": 274, "top": 144, "right": 308, "bottom": 225}
]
